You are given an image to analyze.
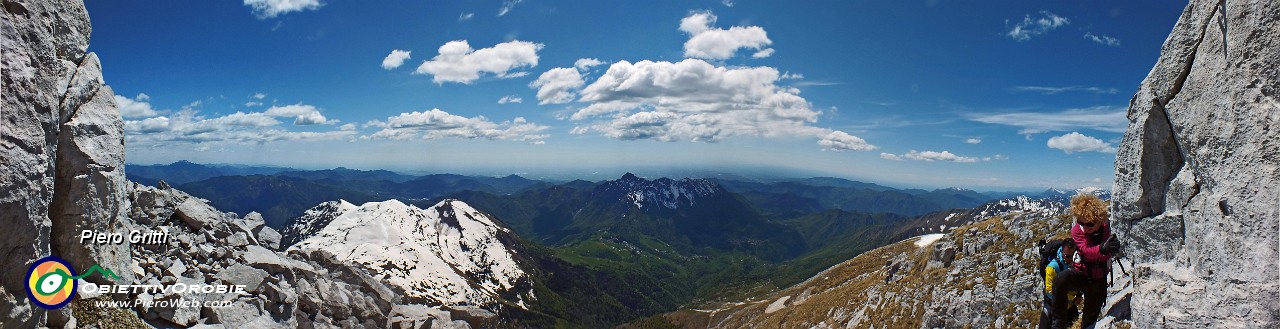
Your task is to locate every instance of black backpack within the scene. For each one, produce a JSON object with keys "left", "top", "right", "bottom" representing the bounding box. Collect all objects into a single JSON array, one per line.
[{"left": 1036, "top": 238, "right": 1070, "bottom": 279}]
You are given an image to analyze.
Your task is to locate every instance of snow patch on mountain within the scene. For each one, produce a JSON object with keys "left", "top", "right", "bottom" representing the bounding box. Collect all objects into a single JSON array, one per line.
[
  {"left": 288, "top": 199, "right": 527, "bottom": 307},
  {"left": 1076, "top": 186, "right": 1105, "bottom": 195},
  {"left": 975, "top": 195, "right": 1065, "bottom": 219},
  {"left": 914, "top": 233, "right": 945, "bottom": 247},
  {"left": 764, "top": 296, "right": 791, "bottom": 314},
  {"left": 601, "top": 173, "right": 722, "bottom": 210}
]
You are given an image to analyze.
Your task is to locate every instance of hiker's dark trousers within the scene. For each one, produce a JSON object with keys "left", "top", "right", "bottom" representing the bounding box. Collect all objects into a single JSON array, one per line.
[
  {"left": 1051, "top": 268, "right": 1106, "bottom": 329},
  {"left": 1038, "top": 296, "right": 1078, "bottom": 329}
]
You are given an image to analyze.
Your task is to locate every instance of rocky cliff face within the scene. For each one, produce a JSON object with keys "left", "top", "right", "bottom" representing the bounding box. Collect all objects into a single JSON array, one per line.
[
  {"left": 2, "top": 0, "right": 131, "bottom": 327},
  {"left": 1111, "top": 0, "right": 1279, "bottom": 327}
]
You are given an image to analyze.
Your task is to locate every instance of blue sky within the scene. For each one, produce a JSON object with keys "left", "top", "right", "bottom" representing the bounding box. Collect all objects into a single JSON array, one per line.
[{"left": 85, "top": 0, "right": 1187, "bottom": 190}]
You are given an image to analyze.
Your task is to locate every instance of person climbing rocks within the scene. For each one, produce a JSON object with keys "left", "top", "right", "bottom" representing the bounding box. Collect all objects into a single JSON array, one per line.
[
  {"left": 1038, "top": 239, "right": 1081, "bottom": 329},
  {"left": 1051, "top": 193, "right": 1123, "bottom": 329}
]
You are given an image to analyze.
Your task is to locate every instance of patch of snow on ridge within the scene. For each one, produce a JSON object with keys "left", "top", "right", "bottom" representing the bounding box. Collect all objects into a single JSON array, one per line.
[
  {"left": 914, "top": 233, "right": 946, "bottom": 247},
  {"left": 764, "top": 296, "right": 791, "bottom": 314},
  {"left": 288, "top": 199, "right": 525, "bottom": 306}
]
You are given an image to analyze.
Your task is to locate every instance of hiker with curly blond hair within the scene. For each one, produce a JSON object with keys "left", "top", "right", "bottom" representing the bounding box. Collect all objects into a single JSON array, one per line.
[{"left": 1049, "top": 193, "right": 1122, "bottom": 329}]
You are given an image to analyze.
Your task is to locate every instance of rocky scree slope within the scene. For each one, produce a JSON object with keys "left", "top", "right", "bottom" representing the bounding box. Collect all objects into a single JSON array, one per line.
[
  {"left": 1110, "top": 0, "right": 1278, "bottom": 327},
  {"left": 639, "top": 204, "right": 1132, "bottom": 329}
]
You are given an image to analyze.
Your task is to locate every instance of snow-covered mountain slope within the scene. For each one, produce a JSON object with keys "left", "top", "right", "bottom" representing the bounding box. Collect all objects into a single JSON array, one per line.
[
  {"left": 1037, "top": 187, "right": 1112, "bottom": 202},
  {"left": 896, "top": 195, "right": 1068, "bottom": 239},
  {"left": 974, "top": 195, "right": 1066, "bottom": 219},
  {"left": 280, "top": 199, "right": 359, "bottom": 247},
  {"left": 596, "top": 173, "right": 722, "bottom": 210},
  {"left": 287, "top": 199, "right": 530, "bottom": 307}
]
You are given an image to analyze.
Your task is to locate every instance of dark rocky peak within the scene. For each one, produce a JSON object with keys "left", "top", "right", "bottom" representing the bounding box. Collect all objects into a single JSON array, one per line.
[
  {"left": 434, "top": 198, "right": 464, "bottom": 230},
  {"left": 594, "top": 174, "right": 725, "bottom": 210},
  {"left": 618, "top": 172, "right": 642, "bottom": 183}
]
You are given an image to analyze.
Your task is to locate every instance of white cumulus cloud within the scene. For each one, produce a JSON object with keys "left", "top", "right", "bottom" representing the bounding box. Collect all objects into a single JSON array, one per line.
[
  {"left": 363, "top": 109, "right": 548, "bottom": 143},
  {"left": 413, "top": 40, "right": 543, "bottom": 84},
  {"left": 904, "top": 150, "right": 979, "bottom": 163},
  {"left": 880, "top": 150, "right": 986, "bottom": 163},
  {"left": 574, "top": 58, "right": 605, "bottom": 70},
  {"left": 216, "top": 112, "right": 280, "bottom": 127},
  {"left": 965, "top": 138, "right": 982, "bottom": 144},
  {"left": 114, "top": 94, "right": 160, "bottom": 118},
  {"left": 124, "top": 107, "right": 354, "bottom": 146},
  {"left": 819, "top": 131, "right": 877, "bottom": 151},
  {"left": 529, "top": 67, "right": 585, "bottom": 105},
  {"left": 1006, "top": 11, "right": 1069, "bottom": 41},
  {"left": 567, "top": 59, "right": 841, "bottom": 144},
  {"left": 243, "top": 0, "right": 322, "bottom": 19},
  {"left": 264, "top": 104, "right": 335, "bottom": 125},
  {"left": 1047, "top": 132, "right": 1116, "bottom": 153},
  {"left": 382, "top": 50, "right": 411, "bottom": 70},
  {"left": 458, "top": 12, "right": 475, "bottom": 21},
  {"left": 680, "top": 11, "right": 773, "bottom": 60}
]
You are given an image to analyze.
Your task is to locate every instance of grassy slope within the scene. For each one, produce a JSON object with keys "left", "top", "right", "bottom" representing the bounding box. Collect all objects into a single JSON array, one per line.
[{"left": 634, "top": 212, "right": 1076, "bottom": 328}]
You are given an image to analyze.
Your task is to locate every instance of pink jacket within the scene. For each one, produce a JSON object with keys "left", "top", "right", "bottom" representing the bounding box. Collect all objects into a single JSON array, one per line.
[{"left": 1070, "top": 222, "right": 1111, "bottom": 279}]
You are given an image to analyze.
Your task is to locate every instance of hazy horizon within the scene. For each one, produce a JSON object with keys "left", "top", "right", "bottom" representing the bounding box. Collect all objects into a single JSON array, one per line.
[{"left": 126, "top": 158, "right": 1114, "bottom": 193}]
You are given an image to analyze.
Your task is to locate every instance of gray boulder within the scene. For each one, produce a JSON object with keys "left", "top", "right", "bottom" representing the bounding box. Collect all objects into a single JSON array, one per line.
[
  {"left": 127, "top": 182, "right": 177, "bottom": 224},
  {"left": 214, "top": 264, "right": 269, "bottom": 292},
  {"left": 207, "top": 298, "right": 264, "bottom": 327},
  {"left": 174, "top": 196, "right": 227, "bottom": 230},
  {"left": 388, "top": 304, "right": 454, "bottom": 329},
  {"left": 1111, "top": 0, "right": 1280, "bottom": 327},
  {"left": 255, "top": 226, "right": 283, "bottom": 250},
  {"left": 154, "top": 277, "right": 207, "bottom": 326}
]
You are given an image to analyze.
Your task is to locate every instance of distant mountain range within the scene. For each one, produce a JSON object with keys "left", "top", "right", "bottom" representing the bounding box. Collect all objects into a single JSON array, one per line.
[
  {"left": 126, "top": 160, "right": 294, "bottom": 185},
  {"left": 123, "top": 160, "right": 1116, "bottom": 327},
  {"left": 128, "top": 161, "right": 543, "bottom": 228},
  {"left": 126, "top": 160, "right": 1112, "bottom": 237},
  {"left": 716, "top": 178, "right": 992, "bottom": 217}
]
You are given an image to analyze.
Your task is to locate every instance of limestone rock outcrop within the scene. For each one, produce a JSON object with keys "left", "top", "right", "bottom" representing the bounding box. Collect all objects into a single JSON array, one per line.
[
  {"left": 48, "top": 50, "right": 134, "bottom": 287},
  {"left": 2, "top": 0, "right": 130, "bottom": 326},
  {"left": 1111, "top": 0, "right": 1279, "bottom": 327}
]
